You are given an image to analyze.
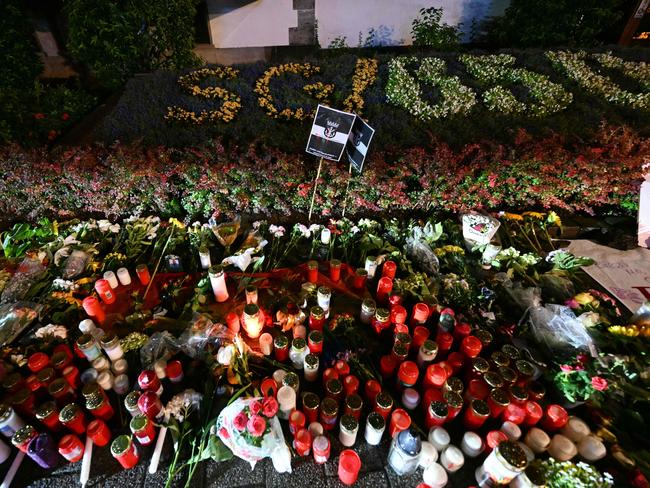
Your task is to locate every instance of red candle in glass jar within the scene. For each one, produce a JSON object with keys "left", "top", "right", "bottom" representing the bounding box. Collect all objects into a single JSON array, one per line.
[
  {"left": 307, "top": 261, "right": 318, "bottom": 283},
  {"left": 343, "top": 375, "right": 359, "bottom": 397},
  {"left": 487, "top": 388, "right": 511, "bottom": 418},
  {"left": 294, "top": 428, "right": 312, "bottom": 456},
  {"left": 334, "top": 360, "right": 350, "bottom": 378},
  {"left": 374, "top": 392, "right": 393, "bottom": 420},
  {"left": 82, "top": 296, "right": 105, "bottom": 323},
  {"left": 352, "top": 268, "right": 367, "bottom": 290},
  {"left": 130, "top": 415, "right": 157, "bottom": 445},
  {"left": 319, "top": 398, "right": 338, "bottom": 431},
  {"left": 51, "top": 351, "right": 72, "bottom": 372},
  {"left": 344, "top": 394, "right": 363, "bottom": 420},
  {"left": 313, "top": 435, "right": 330, "bottom": 464},
  {"left": 412, "top": 326, "right": 430, "bottom": 350},
  {"left": 447, "top": 352, "right": 465, "bottom": 375},
  {"left": 422, "top": 389, "right": 444, "bottom": 414},
  {"left": 463, "top": 399, "right": 490, "bottom": 430},
  {"left": 523, "top": 401, "right": 543, "bottom": 427},
  {"left": 53, "top": 343, "right": 73, "bottom": 360},
  {"left": 453, "top": 322, "right": 471, "bottom": 342},
  {"left": 380, "top": 355, "right": 397, "bottom": 378},
  {"left": 322, "top": 367, "right": 339, "bottom": 386},
  {"left": 35, "top": 401, "right": 62, "bottom": 432},
  {"left": 11, "top": 389, "right": 36, "bottom": 417},
  {"left": 111, "top": 435, "right": 140, "bottom": 469},
  {"left": 307, "top": 330, "right": 323, "bottom": 355},
  {"left": 444, "top": 391, "right": 464, "bottom": 420},
  {"left": 389, "top": 408, "right": 411, "bottom": 438},
  {"left": 388, "top": 294, "right": 403, "bottom": 309},
  {"left": 436, "top": 332, "right": 454, "bottom": 357},
  {"left": 485, "top": 430, "right": 508, "bottom": 453},
  {"left": 376, "top": 277, "right": 393, "bottom": 306},
  {"left": 59, "top": 404, "right": 87, "bottom": 434},
  {"left": 138, "top": 370, "right": 163, "bottom": 396},
  {"left": 302, "top": 392, "right": 320, "bottom": 424},
  {"left": 135, "top": 264, "right": 150, "bottom": 286},
  {"left": 309, "top": 306, "right": 326, "bottom": 331},
  {"left": 95, "top": 279, "right": 116, "bottom": 304},
  {"left": 411, "top": 303, "right": 430, "bottom": 326},
  {"left": 25, "top": 375, "right": 41, "bottom": 395},
  {"left": 541, "top": 404, "right": 568, "bottom": 431},
  {"left": 137, "top": 391, "right": 163, "bottom": 420},
  {"left": 425, "top": 401, "right": 449, "bottom": 429},
  {"left": 58, "top": 434, "right": 85, "bottom": 462},
  {"left": 260, "top": 377, "right": 278, "bottom": 398},
  {"left": 338, "top": 449, "right": 361, "bottom": 486},
  {"left": 390, "top": 306, "right": 407, "bottom": 329},
  {"left": 364, "top": 380, "right": 381, "bottom": 404},
  {"left": 27, "top": 353, "right": 50, "bottom": 373},
  {"left": 274, "top": 335, "right": 290, "bottom": 362},
  {"left": 424, "top": 364, "right": 448, "bottom": 389},
  {"left": 382, "top": 260, "right": 397, "bottom": 279},
  {"left": 397, "top": 361, "right": 419, "bottom": 389},
  {"left": 62, "top": 366, "right": 80, "bottom": 390},
  {"left": 465, "top": 379, "right": 490, "bottom": 402},
  {"left": 528, "top": 382, "right": 546, "bottom": 402},
  {"left": 325, "top": 379, "right": 343, "bottom": 403},
  {"left": 289, "top": 410, "right": 306, "bottom": 436},
  {"left": 88, "top": 419, "right": 112, "bottom": 447},
  {"left": 329, "top": 260, "right": 342, "bottom": 282},
  {"left": 48, "top": 378, "right": 76, "bottom": 407},
  {"left": 461, "top": 336, "right": 482, "bottom": 359},
  {"left": 501, "top": 403, "right": 526, "bottom": 425}
]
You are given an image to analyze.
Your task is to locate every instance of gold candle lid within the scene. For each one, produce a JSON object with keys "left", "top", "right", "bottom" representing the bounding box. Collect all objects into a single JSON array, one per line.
[
  {"left": 376, "top": 392, "right": 393, "bottom": 409},
  {"left": 491, "top": 351, "right": 510, "bottom": 368},
  {"left": 429, "top": 400, "right": 448, "bottom": 418},
  {"left": 484, "top": 371, "right": 504, "bottom": 389},
  {"left": 111, "top": 435, "right": 133, "bottom": 457},
  {"left": 310, "top": 306, "right": 325, "bottom": 319},
  {"left": 472, "top": 357, "right": 490, "bottom": 374},
  {"left": 496, "top": 440, "right": 528, "bottom": 471},
  {"left": 501, "top": 344, "right": 521, "bottom": 361},
  {"left": 304, "top": 354, "right": 318, "bottom": 368},
  {"left": 445, "top": 377, "right": 464, "bottom": 394},
  {"left": 302, "top": 392, "right": 320, "bottom": 409},
  {"left": 35, "top": 401, "right": 57, "bottom": 420},
  {"left": 498, "top": 366, "right": 517, "bottom": 384},
  {"left": 422, "top": 339, "right": 438, "bottom": 356},
  {"left": 11, "top": 425, "right": 36, "bottom": 446},
  {"left": 340, "top": 414, "right": 358, "bottom": 432},
  {"left": 376, "top": 308, "right": 390, "bottom": 321},
  {"left": 320, "top": 397, "right": 338, "bottom": 416},
  {"left": 471, "top": 399, "right": 490, "bottom": 417},
  {"left": 346, "top": 393, "right": 363, "bottom": 410},
  {"left": 443, "top": 391, "right": 463, "bottom": 409},
  {"left": 490, "top": 388, "right": 511, "bottom": 407},
  {"left": 59, "top": 403, "right": 80, "bottom": 423}
]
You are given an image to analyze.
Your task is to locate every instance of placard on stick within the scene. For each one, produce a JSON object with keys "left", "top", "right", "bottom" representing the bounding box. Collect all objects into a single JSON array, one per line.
[
  {"left": 345, "top": 116, "right": 375, "bottom": 173},
  {"left": 305, "top": 105, "right": 356, "bottom": 162}
]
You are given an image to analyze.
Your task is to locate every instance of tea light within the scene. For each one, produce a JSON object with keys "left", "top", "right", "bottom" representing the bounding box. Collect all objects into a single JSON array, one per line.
[
  {"left": 423, "top": 463, "right": 448, "bottom": 488},
  {"left": 273, "top": 369, "right": 287, "bottom": 387},
  {"left": 577, "top": 435, "right": 606, "bottom": 461},
  {"left": 524, "top": 427, "right": 551, "bottom": 454},
  {"left": 154, "top": 359, "right": 167, "bottom": 379},
  {"left": 501, "top": 421, "right": 522, "bottom": 441},
  {"left": 419, "top": 441, "right": 439, "bottom": 468},
  {"left": 548, "top": 434, "right": 577, "bottom": 461},
  {"left": 461, "top": 432, "right": 484, "bottom": 458},
  {"left": 112, "top": 359, "right": 128, "bottom": 375},
  {"left": 103, "top": 271, "right": 119, "bottom": 289},
  {"left": 440, "top": 445, "right": 464, "bottom": 473},
  {"left": 259, "top": 333, "right": 273, "bottom": 356},
  {"left": 91, "top": 357, "right": 110, "bottom": 373},
  {"left": 242, "top": 304, "right": 263, "bottom": 339},
  {"left": 293, "top": 325, "right": 306, "bottom": 340},
  {"left": 198, "top": 248, "right": 211, "bottom": 270},
  {"left": 277, "top": 386, "right": 296, "bottom": 420},
  {"left": 428, "top": 427, "right": 450, "bottom": 452},
  {"left": 116, "top": 268, "right": 131, "bottom": 286},
  {"left": 97, "top": 371, "right": 114, "bottom": 390},
  {"left": 561, "top": 416, "right": 591, "bottom": 443},
  {"left": 308, "top": 422, "right": 324, "bottom": 438}
]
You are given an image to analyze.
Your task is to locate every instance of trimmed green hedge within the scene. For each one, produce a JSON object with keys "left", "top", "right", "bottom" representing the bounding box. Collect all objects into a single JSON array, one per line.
[{"left": 97, "top": 47, "right": 650, "bottom": 150}]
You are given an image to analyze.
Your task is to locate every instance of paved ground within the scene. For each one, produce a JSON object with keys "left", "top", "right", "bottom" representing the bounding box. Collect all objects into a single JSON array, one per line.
[{"left": 10, "top": 429, "right": 480, "bottom": 488}]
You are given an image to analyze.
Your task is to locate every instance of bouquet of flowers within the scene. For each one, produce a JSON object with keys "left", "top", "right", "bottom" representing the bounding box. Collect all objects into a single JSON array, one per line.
[{"left": 215, "top": 396, "right": 291, "bottom": 472}]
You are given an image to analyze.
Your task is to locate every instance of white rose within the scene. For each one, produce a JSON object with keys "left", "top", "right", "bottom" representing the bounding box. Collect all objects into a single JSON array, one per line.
[{"left": 216, "top": 345, "right": 234, "bottom": 365}]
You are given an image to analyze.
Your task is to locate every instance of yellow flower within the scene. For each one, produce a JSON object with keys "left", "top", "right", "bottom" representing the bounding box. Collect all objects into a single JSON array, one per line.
[
  {"left": 169, "top": 218, "right": 185, "bottom": 229},
  {"left": 574, "top": 292, "right": 595, "bottom": 306},
  {"left": 503, "top": 212, "right": 524, "bottom": 221},
  {"left": 523, "top": 211, "right": 546, "bottom": 220},
  {"left": 547, "top": 211, "right": 562, "bottom": 227}
]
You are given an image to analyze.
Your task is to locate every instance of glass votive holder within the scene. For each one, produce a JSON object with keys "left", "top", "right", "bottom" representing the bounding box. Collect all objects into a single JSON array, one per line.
[
  {"left": 440, "top": 445, "right": 464, "bottom": 473},
  {"left": 428, "top": 427, "right": 450, "bottom": 452},
  {"left": 418, "top": 441, "right": 439, "bottom": 469},
  {"left": 114, "top": 374, "right": 129, "bottom": 395},
  {"left": 461, "top": 432, "right": 484, "bottom": 458}
]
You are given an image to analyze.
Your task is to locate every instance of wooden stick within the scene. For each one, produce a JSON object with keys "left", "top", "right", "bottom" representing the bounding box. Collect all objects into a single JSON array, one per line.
[
  {"left": 148, "top": 425, "right": 168, "bottom": 474},
  {"left": 308, "top": 157, "right": 325, "bottom": 222},
  {"left": 1, "top": 451, "right": 25, "bottom": 488},
  {"left": 341, "top": 163, "right": 353, "bottom": 218},
  {"left": 80, "top": 437, "right": 93, "bottom": 488},
  {"left": 143, "top": 225, "right": 175, "bottom": 300}
]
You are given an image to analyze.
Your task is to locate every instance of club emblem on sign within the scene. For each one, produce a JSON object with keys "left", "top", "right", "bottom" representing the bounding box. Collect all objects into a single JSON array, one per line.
[
  {"left": 324, "top": 119, "right": 340, "bottom": 139},
  {"left": 353, "top": 132, "right": 362, "bottom": 146}
]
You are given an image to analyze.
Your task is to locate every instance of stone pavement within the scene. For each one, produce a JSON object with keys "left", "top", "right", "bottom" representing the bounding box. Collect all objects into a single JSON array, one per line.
[{"left": 12, "top": 430, "right": 480, "bottom": 488}]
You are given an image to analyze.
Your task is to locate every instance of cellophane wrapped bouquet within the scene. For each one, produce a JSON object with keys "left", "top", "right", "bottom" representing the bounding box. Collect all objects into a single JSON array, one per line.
[{"left": 216, "top": 396, "right": 291, "bottom": 473}]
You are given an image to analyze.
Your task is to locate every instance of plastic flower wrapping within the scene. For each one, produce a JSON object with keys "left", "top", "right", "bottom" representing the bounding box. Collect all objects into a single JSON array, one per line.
[{"left": 215, "top": 397, "right": 291, "bottom": 473}]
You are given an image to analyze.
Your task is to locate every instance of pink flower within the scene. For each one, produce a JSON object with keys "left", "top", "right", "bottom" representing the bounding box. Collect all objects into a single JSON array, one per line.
[
  {"left": 247, "top": 414, "right": 267, "bottom": 437},
  {"left": 591, "top": 376, "right": 608, "bottom": 391},
  {"left": 560, "top": 364, "right": 574, "bottom": 373},
  {"left": 218, "top": 427, "right": 230, "bottom": 439},
  {"left": 576, "top": 354, "right": 589, "bottom": 364},
  {"left": 574, "top": 364, "right": 585, "bottom": 371},
  {"left": 249, "top": 400, "right": 262, "bottom": 416},
  {"left": 262, "top": 396, "right": 278, "bottom": 418},
  {"left": 233, "top": 411, "right": 248, "bottom": 431},
  {"left": 565, "top": 298, "right": 579, "bottom": 309}
]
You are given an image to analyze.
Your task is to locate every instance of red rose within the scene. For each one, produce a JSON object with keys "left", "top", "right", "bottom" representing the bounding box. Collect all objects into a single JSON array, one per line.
[
  {"left": 249, "top": 400, "right": 262, "bottom": 415},
  {"left": 218, "top": 427, "right": 230, "bottom": 439},
  {"left": 262, "top": 396, "right": 278, "bottom": 417},
  {"left": 247, "top": 414, "right": 267, "bottom": 437},
  {"left": 576, "top": 354, "right": 589, "bottom": 364},
  {"left": 574, "top": 364, "right": 585, "bottom": 371},
  {"left": 591, "top": 376, "right": 608, "bottom": 391},
  {"left": 61, "top": 113, "right": 70, "bottom": 121},
  {"left": 233, "top": 411, "right": 248, "bottom": 431}
]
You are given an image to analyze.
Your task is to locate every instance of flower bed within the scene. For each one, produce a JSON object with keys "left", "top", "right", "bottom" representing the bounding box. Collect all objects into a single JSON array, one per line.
[
  {"left": 96, "top": 47, "right": 650, "bottom": 150},
  {"left": 0, "top": 125, "right": 647, "bottom": 223}
]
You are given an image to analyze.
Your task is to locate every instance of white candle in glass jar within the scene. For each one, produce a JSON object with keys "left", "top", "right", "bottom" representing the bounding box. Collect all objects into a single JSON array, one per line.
[
  {"left": 259, "top": 333, "right": 273, "bottom": 356},
  {"left": 365, "top": 256, "right": 378, "bottom": 279},
  {"left": 561, "top": 416, "right": 591, "bottom": 443},
  {"left": 277, "top": 386, "right": 296, "bottom": 420},
  {"left": 365, "top": 412, "right": 385, "bottom": 445},
  {"left": 339, "top": 416, "right": 358, "bottom": 447},
  {"left": 418, "top": 441, "right": 439, "bottom": 468},
  {"left": 440, "top": 446, "right": 464, "bottom": 473},
  {"left": 524, "top": 427, "right": 551, "bottom": 454},
  {"left": 114, "top": 374, "right": 129, "bottom": 395},
  {"left": 273, "top": 369, "right": 287, "bottom": 387},
  {"left": 547, "top": 434, "right": 577, "bottom": 461},
  {"left": 91, "top": 356, "right": 110, "bottom": 372},
  {"left": 97, "top": 371, "right": 114, "bottom": 390},
  {"left": 402, "top": 388, "right": 420, "bottom": 410},
  {"left": 461, "top": 432, "right": 484, "bottom": 458},
  {"left": 112, "top": 358, "right": 128, "bottom": 375},
  {"left": 116, "top": 267, "right": 132, "bottom": 286},
  {"left": 428, "top": 427, "right": 450, "bottom": 452},
  {"left": 208, "top": 266, "right": 229, "bottom": 302},
  {"left": 199, "top": 248, "right": 211, "bottom": 270},
  {"left": 423, "top": 463, "right": 448, "bottom": 488},
  {"left": 103, "top": 271, "right": 119, "bottom": 289},
  {"left": 303, "top": 354, "right": 319, "bottom": 382},
  {"left": 501, "top": 421, "right": 522, "bottom": 441},
  {"left": 577, "top": 435, "right": 606, "bottom": 462}
]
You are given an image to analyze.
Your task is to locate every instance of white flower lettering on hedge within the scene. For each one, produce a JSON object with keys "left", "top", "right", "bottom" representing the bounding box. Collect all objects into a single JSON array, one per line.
[
  {"left": 460, "top": 54, "right": 573, "bottom": 116},
  {"left": 386, "top": 56, "right": 476, "bottom": 121},
  {"left": 547, "top": 51, "right": 650, "bottom": 110}
]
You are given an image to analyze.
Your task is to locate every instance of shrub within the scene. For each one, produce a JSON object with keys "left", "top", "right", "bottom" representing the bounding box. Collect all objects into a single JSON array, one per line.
[{"left": 411, "top": 7, "right": 461, "bottom": 50}]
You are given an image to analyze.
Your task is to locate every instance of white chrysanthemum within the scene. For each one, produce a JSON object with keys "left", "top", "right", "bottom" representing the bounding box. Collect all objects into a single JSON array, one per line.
[
  {"left": 165, "top": 389, "right": 203, "bottom": 422},
  {"left": 35, "top": 324, "right": 68, "bottom": 340},
  {"left": 269, "top": 225, "right": 285, "bottom": 238}
]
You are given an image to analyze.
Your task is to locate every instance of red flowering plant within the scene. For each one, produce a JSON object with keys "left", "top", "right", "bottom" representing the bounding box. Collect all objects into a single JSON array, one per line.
[
  {"left": 552, "top": 353, "right": 610, "bottom": 404},
  {"left": 564, "top": 289, "right": 622, "bottom": 327},
  {"left": 230, "top": 396, "right": 277, "bottom": 447}
]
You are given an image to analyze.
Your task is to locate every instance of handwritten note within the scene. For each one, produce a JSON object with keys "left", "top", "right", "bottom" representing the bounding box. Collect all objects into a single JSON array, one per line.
[{"left": 568, "top": 240, "right": 650, "bottom": 312}]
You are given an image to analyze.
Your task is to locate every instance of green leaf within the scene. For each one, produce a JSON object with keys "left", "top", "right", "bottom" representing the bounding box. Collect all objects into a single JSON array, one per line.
[{"left": 208, "top": 436, "right": 233, "bottom": 462}]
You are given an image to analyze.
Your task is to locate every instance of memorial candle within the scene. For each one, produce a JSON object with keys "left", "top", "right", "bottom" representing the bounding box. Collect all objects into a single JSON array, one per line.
[{"left": 208, "top": 265, "right": 229, "bottom": 302}]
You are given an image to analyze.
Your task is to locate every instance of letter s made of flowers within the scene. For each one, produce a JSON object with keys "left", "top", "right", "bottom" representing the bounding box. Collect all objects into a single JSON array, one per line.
[
  {"left": 386, "top": 56, "right": 477, "bottom": 121},
  {"left": 460, "top": 54, "right": 573, "bottom": 117},
  {"left": 165, "top": 67, "right": 242, "bottom": 124},
  {"left": 546, "top": 51, "right": 650, "bottom": 110},
  {"left": 253, "top": 63, "right": 334, "bottom": 121}
]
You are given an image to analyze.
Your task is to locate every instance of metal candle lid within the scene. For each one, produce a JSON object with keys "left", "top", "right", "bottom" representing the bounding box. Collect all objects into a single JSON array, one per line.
[
  {"left": 111, "top": 434, "right": 133, "bottom": 456},
  {"left": 496, "top": 440, "right": 528, "bottom": 471}
]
